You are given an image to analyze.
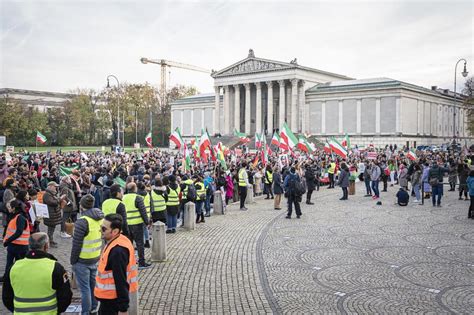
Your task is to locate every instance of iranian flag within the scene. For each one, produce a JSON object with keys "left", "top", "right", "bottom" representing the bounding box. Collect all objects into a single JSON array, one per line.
[
  {"left": 183, "top": 142, "right": 191, "bottom": 172},
  {"left": 255, "top": 132, "right": 263, "bottom": 149},
  {"left": 329, "top": 137, "right": 348, "bottom": 159},
  {"left": 280, "top": 123, "right": 298, "bottom": 150},
  {"left": 407, "top": 149, "right": 418, "bottom": 161},
  {"left": 169, "top": 127, "right": 184, "bottom": 150},
  {"left": 234, "top": 129, "right": 250, "bottom": 144},
  {"left": 145, "top": 132, "right": 153, "bottom": 148},
  {"left": 324, "top": 140, "right": 332, "bottom": 154},
  {"left": 199, "top": 129, "right": 211, "bottom": 157},
  {"left": 36, "top": 131, "right": 47, "bottom": 144},
  {"left": 341, "top": 133, "right": 351, "bottom": 149},
  {"left": 297, "top": 135, "right": 314, "bottom": 153},
  {"left": 261, "top": 144, "right": 269, "bottom": 166},
  {"left": 271, "top": 131, "right": 281, "bottom": 147}
]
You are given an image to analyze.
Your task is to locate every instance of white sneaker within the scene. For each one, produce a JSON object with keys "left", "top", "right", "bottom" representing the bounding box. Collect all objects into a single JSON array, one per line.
[
  {"left": 60, "top": 232, "right": 72, "bottom": 238},
  {"left": 413, "top": 199, "right": 420, "bottom": 203}
]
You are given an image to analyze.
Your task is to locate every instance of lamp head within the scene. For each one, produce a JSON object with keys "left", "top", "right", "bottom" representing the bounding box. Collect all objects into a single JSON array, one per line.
[
  {"left": 462, "top": 62, "right": 468, "bottom": 78},
  {"left": 140, "top": 57, "right": 148, "bottom": 64}
]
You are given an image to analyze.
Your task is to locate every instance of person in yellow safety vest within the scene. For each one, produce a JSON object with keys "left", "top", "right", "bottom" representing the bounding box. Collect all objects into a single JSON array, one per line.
[
  {"left": 150, "top": 178, "right": 168, "bottom": 225},
  {"left": 264, "top": 165, "right": 274, "bottom": 199},
  {"left": 238, "top": 162, "right": 249, "bottom": 211},
  {"left": 137, "top": 182, "right": 152, "bottom": 249},
  {"left": 101, "top": 184, "right": 129, "bottom": 236},
  {"left": 194, "top": 175, "right": 206, "bottom": 224},
  {"left": 95, "top": 214, "right": 138, "bottom": 314},
  {"left": 179, "top": 175, "right": 195, "bottom": 227},
  {"left": 69, "top": 194, "right": 104, "bottom": 315},
  {"left": 122, "top": 182, "right": 152, "bottom": 270},
  {"left": 328, "top": 161, "right": 336, "bottom": 189},
  {"left": 165, "top": 175, "right": 181, "bottom": 233},
  {"left": 1, "top": 199, "right": 30, "bottom": 283},
  {"left": 2, "top": 232, "right": 73, "bottom": 314}
]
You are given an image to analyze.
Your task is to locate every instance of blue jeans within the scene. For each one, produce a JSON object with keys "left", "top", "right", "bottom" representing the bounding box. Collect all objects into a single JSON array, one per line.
[
  {"left": 4, "top": 244, "right": 28, "bottom": 278},
  {"left": 143, "top": 225, "right": 150, "bottom": 242},
  {"left": 432, "top": 183, "right": 443, "bottom": 206},
  {"left": 205, "top": 194, "right": 212, "bottom": 215},
  {"left": 195, "top": 200, "right": 204, "bottom": 216},
  {"left": 364, "top": 178, "right": 372, "bottom": 195},
  {"left": 413, "top": 183, "right": 421, "bottom": 201},
  {"left": 166, "top": 213, "right": 177, "bottom": 230},
  {"left": 371, "top": 180, "right": 380, "bottom": 197},
  {"left": 73, "top": 262, "right": 98, "bottom": 314}
]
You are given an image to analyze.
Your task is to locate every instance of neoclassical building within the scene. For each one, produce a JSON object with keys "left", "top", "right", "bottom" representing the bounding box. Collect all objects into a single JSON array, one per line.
[{"left": 171, "top": 49, "right": 471, "bottom": 146}]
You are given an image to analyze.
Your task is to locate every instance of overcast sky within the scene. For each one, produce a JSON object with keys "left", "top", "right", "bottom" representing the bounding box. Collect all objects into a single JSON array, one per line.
[{"left": 1, "top": 0, "right": 472, "bottom": 94}]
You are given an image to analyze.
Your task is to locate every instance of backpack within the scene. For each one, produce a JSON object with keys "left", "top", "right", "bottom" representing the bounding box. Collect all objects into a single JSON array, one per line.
[
  {"left": 186, "top": 184, "right": 197, "bottom": 201},
  {"left": 429, "top": 168, "right": 441, "bottom": 186},
  {"left": 290, "top": 176, "right": 306, "bottom": 196}
]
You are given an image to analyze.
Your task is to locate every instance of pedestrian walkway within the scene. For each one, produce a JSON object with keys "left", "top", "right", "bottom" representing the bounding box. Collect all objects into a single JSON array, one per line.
[{"left": 1, "top": 183, "right": 473, "bottom": 313}]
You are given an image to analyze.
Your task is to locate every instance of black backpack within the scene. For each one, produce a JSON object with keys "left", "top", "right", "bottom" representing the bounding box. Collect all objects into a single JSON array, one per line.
[
  {"left": 290, "top": 176, "right": 306, "bottom": 196},
  {"left": 186, "top": 183, "right": 197, "bottom": 201}
]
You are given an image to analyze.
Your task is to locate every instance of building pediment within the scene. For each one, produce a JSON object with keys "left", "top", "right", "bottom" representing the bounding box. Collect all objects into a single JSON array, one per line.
[{"left": 212, "top": 49, "right": 297, "bottom": 78}]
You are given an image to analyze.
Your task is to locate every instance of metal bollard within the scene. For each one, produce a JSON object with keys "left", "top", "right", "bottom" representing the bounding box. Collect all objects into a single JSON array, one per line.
[
  {"left": 246, "top": 185, "right": 254, "bottom": 204},
  {"left": 213, "top": 191, "right": 224, "bottom": 215},
  {"left": 129, "top": 290, "right": 140, "bottom": 315},
  {"left": 184, "top": 202, "right": 196, "bottom": 230},
  {"left": 151, "top": 221, "right": 167, "bottom": 262}
]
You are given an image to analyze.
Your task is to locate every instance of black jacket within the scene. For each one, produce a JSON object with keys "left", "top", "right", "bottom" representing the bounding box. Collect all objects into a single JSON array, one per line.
[
  {"left": 2, "top": 250, "right": 73, "bottom": 313},
  {"left": 305, "top": 167, "right": 317, "bottom": 191},
  {"left": 95, "top": 244, "right": 130, "bottom": 312}
]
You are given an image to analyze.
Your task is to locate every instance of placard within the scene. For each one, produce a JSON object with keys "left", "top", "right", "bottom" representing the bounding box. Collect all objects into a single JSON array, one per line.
[
  {"left": 367, "top": 152, "right": 377, "bottom": 160},
  {"left": 0, "top": 136, "right": 5, "bottom": 146},
  {"left": 6, "top": 146, "right": 14, "bottom": 153},
  {"left": 34, "top": 202, "right": 49, "bottom": 218}
]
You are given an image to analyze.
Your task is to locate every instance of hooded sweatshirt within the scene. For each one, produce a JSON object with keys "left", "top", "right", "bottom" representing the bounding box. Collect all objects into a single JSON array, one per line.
[{"left": 70, "top": 208, "right": 105, "bottom": 265}]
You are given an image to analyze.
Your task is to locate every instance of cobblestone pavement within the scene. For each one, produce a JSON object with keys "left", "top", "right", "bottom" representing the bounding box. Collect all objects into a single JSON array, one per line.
[{"left": 1, "top": 182, "right": 473, "bottom": 314}]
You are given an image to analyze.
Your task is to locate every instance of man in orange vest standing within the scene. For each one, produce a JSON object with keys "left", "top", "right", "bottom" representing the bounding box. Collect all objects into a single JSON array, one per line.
[{"left": 95, "top": 213, "right": 138, "bottom": 315}]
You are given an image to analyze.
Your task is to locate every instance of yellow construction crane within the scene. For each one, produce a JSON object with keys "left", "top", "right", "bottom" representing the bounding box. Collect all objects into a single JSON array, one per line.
[{"left": 140, "top": 57, "right": 211, "bottom": 104}]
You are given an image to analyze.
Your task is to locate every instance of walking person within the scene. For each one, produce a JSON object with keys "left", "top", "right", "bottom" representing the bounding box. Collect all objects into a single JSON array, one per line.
[
  {"left": 2, "top": 232, "right": 73, "bottom": 314},
  {"left": 273, "top": 167, "right": 284, "bottom": 210},
  {"left": 70, "top": 194, "right": 104, "bottom": 315},
  {"left": 238, "top": 162, "right": 249, "bottom": 210},
  {"left": 123, "top": 182, "right": 151, "bottom": 269},
  {"left": 284, "top": 167, "right": 303, "bottom": 219},
  {"left": 94, "top": 214, "right": 138, "bottom": 315},
  {"left": 466, "top": 170, "right": 474, "bottom": 219},
  {"left": 337, "top": 162, "right": 349, "bottom": 200}
]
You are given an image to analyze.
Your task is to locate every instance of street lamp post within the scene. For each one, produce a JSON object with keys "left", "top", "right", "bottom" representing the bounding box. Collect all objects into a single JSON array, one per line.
[
  {"left": 106, "top": 75, "right": 121, "bottom": 148},
  {"left": 453, "top": 59, "right": 469, "bottom": 145}
]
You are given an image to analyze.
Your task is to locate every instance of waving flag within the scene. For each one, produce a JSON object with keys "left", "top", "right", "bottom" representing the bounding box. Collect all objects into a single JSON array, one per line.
[
  {"left": 36, "top": 131, "right": 47, "bottom": 144},
  {"left": 329, "top": 137, "right": 348, "bottom": 159},
  {"left": 145, "top": 132, "right": 153, "bottom": 148},
  {"left": 341, "top": 133, "right": 351, "bottom": 150},
  {"left": 324, "top": 140, "right": 332, "bottom": 154},
  {"left": 297, "top": 135, "right": 314, "bottom": 153},
  {"left": 234, "top": 129, "right": 250, "bottom": 144},
  {"left": 280, "top": 123, "right": 297, "bottom": 149},
  {"left": 169, "top": 127, "right": 184, "bottom": 150},
  {"left": 407, "top": 149, "right": 418, "bottom": 161},
  {"left": 255, "top": 132, "right": 263, "bottom": 149},
  {"left": 271, "top": 131, "right": 281, "bottom": 147}
]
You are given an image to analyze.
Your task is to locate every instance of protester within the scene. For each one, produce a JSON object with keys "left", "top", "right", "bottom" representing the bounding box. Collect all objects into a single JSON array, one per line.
[
  {"left": 166, "top": 175, "right": 180, "bottom": 233},
  {"left": 238, "top": 162, "right": 249, "bottom": 210},
  {"left": 43, "top": 181, "right": 66, "bottom": 247},
  {"left": 305, "top": 162, "right": 316, "bottom": 205},
  {"left": 273, "top": 167, "right": 284, "bottom": 210},
  {"left": 396, "top": 187, "right": 409, "bottom": 206},
  {"left": 467, "top": 170, "right": 474, "bottom": 219},
  {"left": 337, "top": 162, "right": 349, "bottom": 200},
  {"left": 284, "top": 166, "right": 302, "bottom": 219}
]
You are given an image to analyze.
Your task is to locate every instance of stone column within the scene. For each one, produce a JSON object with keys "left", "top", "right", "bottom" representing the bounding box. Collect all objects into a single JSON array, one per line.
[
  {"left": 244, "top": 83, "right": 251, "bottom": 134},
  {"left": 266, "top": 81, "right": 273, "bottom": 134},
  {"left": 151, "top": 221, "right": 166, "bottom": 262},
  {"left": 223, "top": 86, "right": 230, "bottom": 135},
  {"left": 255, "top": 82, "right": 262, "bottom": 133},
  {"left": 233, "top": 85, "right": 241, "bottom": 133},
  {"left": 278, "top": 80, "right": 286, "bottom": 129},
  {"left": 298, "top": 80, "right": 305, "bottom": 133},
  {"left": 291, "top": 79, "right": 299, "bottom": 132},
  {"left": 214, "top": 86, "right": 220, "bottom": 135}
]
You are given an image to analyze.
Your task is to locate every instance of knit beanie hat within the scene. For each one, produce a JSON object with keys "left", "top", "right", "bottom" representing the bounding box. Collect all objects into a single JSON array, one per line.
[{"left": 80, "top": 194, "right": 95, "bottom": 209}]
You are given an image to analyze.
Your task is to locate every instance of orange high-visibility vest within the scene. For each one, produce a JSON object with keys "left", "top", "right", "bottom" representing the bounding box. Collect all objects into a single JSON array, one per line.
[
  {"left": 3, "top": 214, "right": 30, "bottom": 246},
  {"left": 94, "top": 234, "right": 138, "bottom": 299}
]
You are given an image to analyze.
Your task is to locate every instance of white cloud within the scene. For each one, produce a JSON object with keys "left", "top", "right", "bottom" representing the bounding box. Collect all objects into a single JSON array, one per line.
[{"left": 1, "top": 0, "right": 472, "bottom": 93}]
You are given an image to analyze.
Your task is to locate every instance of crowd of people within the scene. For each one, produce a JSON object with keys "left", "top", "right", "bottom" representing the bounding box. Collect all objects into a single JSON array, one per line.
[{"left": 1, "top": 142, "right": 473, "bottom": 314}]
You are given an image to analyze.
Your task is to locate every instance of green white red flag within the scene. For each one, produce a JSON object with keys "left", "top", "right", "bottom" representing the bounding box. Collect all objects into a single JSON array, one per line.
[
  {"left": 324, "top": 140, "right": 332, "bottom": 154},
  {"left": 145, "top": 132, "right": 153, "bottom": 148},
  {"left": 341, "top": 133, "right": 350, "bottom": 149},
  {"left": 280, "top": 123, "right": 298, "bottom": 150},
  {"left": 169, "top": 127, "right": 184, "bottom": 150},
  {"left": 255, "top": 132, "right": 263, "bottom": 149},
  {"left": 199, "top": 129, "right": 211, "bottom": 156},
  {"left": 183, "top": 142, "right": 191, "bottom": 172},
  {"left": 36, "top": 131, "right": 47, "bottom": 144},
  {"left": 271, "top": 131, "right": 281, "bottom": 147},
  {"left": 234, "top": 129, "right": 250, "bottom": 144},
  {"left": 329, "top": 137, "right": 347, "bottom": 159},
  {"left": 407, "top": 149, "right": 417, "bottom": 161},
  {"left": 297, "top": 135, "right": 314, "bottom": 153}
]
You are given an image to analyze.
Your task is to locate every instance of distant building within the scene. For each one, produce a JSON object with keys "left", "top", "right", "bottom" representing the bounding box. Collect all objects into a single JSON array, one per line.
[
  {"left": 170, "top": 49, "right": 471, "bottom": 146},
  {"left": 0, "top": 88, "right": 74, "bottom": 112}
]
